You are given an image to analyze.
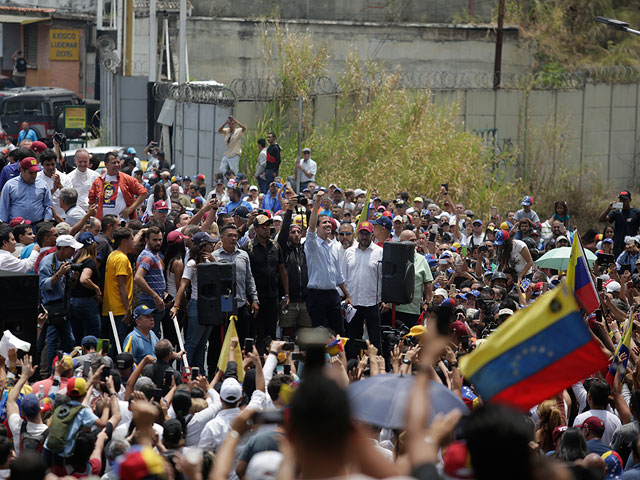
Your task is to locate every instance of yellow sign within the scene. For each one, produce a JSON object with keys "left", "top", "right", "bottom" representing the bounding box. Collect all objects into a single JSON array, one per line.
[
  {"left": 49, "top": 29, "right": 80, "bottom": 61},
  {"left": 64, "top": 106, "right": 86, "bottom": 130}
]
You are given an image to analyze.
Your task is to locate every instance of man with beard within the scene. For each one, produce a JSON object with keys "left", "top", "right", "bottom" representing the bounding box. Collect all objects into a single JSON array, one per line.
[
  {"left": 337, "top": 221, "right": 355, "bottom": 280},
  {"left": 134, "top": 226, "right": 166, "bottom": 337},
  {"left": 343, "top": 221, "right": 383, "bottom": 358}
]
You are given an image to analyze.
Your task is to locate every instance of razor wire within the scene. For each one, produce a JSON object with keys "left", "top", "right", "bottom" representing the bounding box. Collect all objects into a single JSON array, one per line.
[{"left": 152, "top": 82, "right": 236, "bottom": 107}]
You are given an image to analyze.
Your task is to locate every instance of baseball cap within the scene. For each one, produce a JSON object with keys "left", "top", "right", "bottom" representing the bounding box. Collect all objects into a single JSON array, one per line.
[
  {"left": 20, "top": 157, "right": 41, "bottom": 172},
  {"left": 497, "top": 308, "right": 514, "bottom": 318},
  {"left": 393, "top": 215, "right": 404, "bottom": 223},
  {"left": 603, "top": 237, "right": 613, "bottom": 244},
  {"left": 153, "top": 200, "right": 169, "bottom": 211},
  {"left": 371, "top": 216, "right": 392, "bottom": 231},
  {"left": 246, "top": 451, "right": 284, "bottom": 480},
  {"left": 81, "top": 335, "right": 98, "bottom": 347},
  {"left": 619, "top": 190, "right": 631, "bottom": 199},
  {"left": 442, "top": 441, "right": 472, "bottom": 479},
  {"left": 302, "top": 147, "right": 311, "bottom": 153},
  {"left": 434, "top": 288, "right": 449, "bottom": 299},
  {"left": 115, "top": 445, "right": 165, "bottom": 480},
  {"left": 192, "top": 232, "right": 216, "bottom": 245},
  {"left": 167, "top": 230, "right": 187, "bottom": 244},
  {"left": 115, "top": 353, "right": 134, "bottom": 370},
  {"left": 127, "top": 147, "right": 137, "bottom": 154},
  {"left": 20, "top": 393, "right": 41, "bottom": 418},
  {"left": 328, "top": 217, "right": 338, "bottom": 232},
  {"left": 552, "top": 425, "right": 568, "bottom": 444},
  {"left": 56, "top": 234, "right": 83, "bottom": 249},
  {"left": 30, "top": 141, "right": 47, "bottom": 153},
  {"left": 249, "top": 185, "right": 258, "bottom": 191},
  {"left": 183, "top": 176, "right": 192, "bottom": 182},
  {"left": 77, "top": 232, "right": 95, "bottom": 246},
  {"left": 134, "top": 304, "right": 156, "bottom": 319},
  {"left": 556, "top": 235, "right": 569, "bottom": 243},
  {"left": 472, "top": 219, "right": 483, "bottom": 226},
  {"left": 413, "top": 197, "right": 424, "bottom": 203},
  {"left": 521, "top": 195, "right": 533, "bottom": 206},
  {"left": 254, "top": 214, "right": 273, "bottom": 227},
  {"left": 273, "top": 215, "right": 283, "bottom": 222},
  {"left": 354, "top": 188, "right": 366, "bottom": 197},
  {"left": 67, "top": 377, "right": 87, "bottom": 397},
  {"left": 8, "top": 217, "right": 30, "bottom": 228},
  {"left": 404, "top": 325, "right": 426, "bottom": 338},
  {"left": 132, "top": 167, "right": 142, "bottom": 175},
  {"left": 494, "top": 229, "right": 509, "bottom": 246},
  {"left": 233, "top": 206, "right": 251, "bottom": 219},
  {"left": 357, "top": 221, "right": 374, "bottom": 233},
  {"left": 605, "top": 280, "right": 621, "bottom": 293},
  {"left": 54, "top": 354, "right": 74, "bottom": 372},
  {"left": 56, "top": 222, "right": 71, "bottom": 236},
  {"left": 196, "top": 174, "right": 205, "bottom": 181},
  {"left": 220, "top": 377, "right": 243, "bottom": 403},
  {"left": 449, "top": 320, "right": 467, "bottom": 339},
  {"left": 577, "top": 416, "right": 605, "bottom": 437}
]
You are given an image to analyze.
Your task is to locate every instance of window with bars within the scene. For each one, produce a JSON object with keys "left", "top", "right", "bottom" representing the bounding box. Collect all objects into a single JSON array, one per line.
[{"left": 23, "top": 24, "right": 38, "bottom": 68}]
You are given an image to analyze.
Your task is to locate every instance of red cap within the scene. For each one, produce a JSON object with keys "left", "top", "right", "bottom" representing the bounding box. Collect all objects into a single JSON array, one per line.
[
  {"left": 328, "top": 217, "right": 338, "bottom": 232},
  {"left": 449, "top": 320, "right": 467, "bottom": 339},
  {"left": 31, "top": 141, "right": 47, "bottom": 153},
  {"left": 577, "top": 416, "right": 605, "bottom": 436},
  {"left": 19, "top": 157, "right": 41, "bottom": 172},
  {"left": 8, "top": 217, "right": 31, "bottom": 228},
  {"left": 442, "top": 441, "right": 474, "bottom": 479},
  {"left": 196, "top": 174, "right": 205, "bottom": 181},
  {"left": 167, "top": 230, "right": 187, "bottom": 244},
  {"left": 357, "top": 221, "right": 374, "bottom": 233},
  {"left": 153, "top": 200, "right": 169, "bottom": 211},
  {"left": 552, "top": 425, "right": 568, "bottom": 444}
]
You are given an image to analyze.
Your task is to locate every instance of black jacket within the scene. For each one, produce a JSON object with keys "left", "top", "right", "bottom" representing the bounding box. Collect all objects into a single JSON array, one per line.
[
  {"left": 277, "top": 209, "right": 308, "bottom": 302},
  {"left": 266, "top": 143, "right": 281, "bottom": 172}
]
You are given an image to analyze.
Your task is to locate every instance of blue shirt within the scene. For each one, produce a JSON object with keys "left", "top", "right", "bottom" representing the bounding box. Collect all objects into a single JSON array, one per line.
[
  {"left": 616, "top": 251, "right": 640, "bottom": 273},
  {"left": 38, "top": 251, "right": 68, "bottom": 304},
  {"left": 17, "top": 129, "right": 37, "bottom": 143},
  {"left": 44, "top": 401, "right": 97, "bottom": 457},
  {"left": 304, "top": 231, "right": 344, "bottom": 289},
  {"left": 262, "top": 194, "right": 282, "bottom": 213},
  {"left": 622, "top": 464, "right": 640, "bottom": 479},
  {"left": 136, "top": 248, "right": 166, "bottom": 304},
  {"left": 123, "top": 327, "right": 159, "bottom": 364},
  {"left": 0, "top": 175, "right": 53, "bottom": 223},
  {"left": 0, "top": 163, "right": 20, "bottom": 192},
  {"left": 223, "top": 199, "right": 253, "bottom": 214}
]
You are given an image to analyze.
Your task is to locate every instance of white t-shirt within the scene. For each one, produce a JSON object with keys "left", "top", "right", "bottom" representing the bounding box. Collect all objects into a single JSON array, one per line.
[
  {"left": 183, "top": 258, "right": 211, "bottom": 301},
  {"left": 68, "top": 167, "right": 100, "bottom": 210},
  {"left": 37, "top": 170, "right": 73, "bottom": 216},
  {"left": 510, "top": 239, "right": 531, "bottom": 275},
  {"left": 102, "top": 174, "right": 128, "bottom": 219},
  {"left": 8, "top": 414, "right": 48, "bottom": 453}
]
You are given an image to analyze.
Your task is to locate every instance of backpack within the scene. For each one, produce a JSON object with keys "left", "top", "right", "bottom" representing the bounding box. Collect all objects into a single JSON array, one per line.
[
  {"left": 15, "top": 58, "right": 27, "bottom": 73},
  {"left": 45, "top": 403, "right": 84, "bottom": 455},
  {"left": 20, "top": 419, "right": 48, "bottom": 453}
]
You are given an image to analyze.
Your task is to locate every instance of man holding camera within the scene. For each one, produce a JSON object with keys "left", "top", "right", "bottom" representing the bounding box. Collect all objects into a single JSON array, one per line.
[
  {"left": 38, "top": 234, "right": 84, "bottom": 369},
  {"left": 599, "top": 190, "right": 640, "bottom": 257},
  {"left": 218, "top": 116, "right": 247, "bottom": 175},
  {"left": 295, "top": 147, "right": 316, "bottom": 193}
]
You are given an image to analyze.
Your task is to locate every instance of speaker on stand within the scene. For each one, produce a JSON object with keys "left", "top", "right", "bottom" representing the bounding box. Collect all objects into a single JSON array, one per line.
[{"left": 381, "top": 241, "right": 415, "bottom": 326}]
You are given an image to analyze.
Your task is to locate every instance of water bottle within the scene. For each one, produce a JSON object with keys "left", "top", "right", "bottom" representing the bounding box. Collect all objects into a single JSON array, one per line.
[
  {"left": 37, "top": 385, "right": 45, "bottom": 406},
  {"left": 280, "top": 296, "right": 288, "bottom": 316}
]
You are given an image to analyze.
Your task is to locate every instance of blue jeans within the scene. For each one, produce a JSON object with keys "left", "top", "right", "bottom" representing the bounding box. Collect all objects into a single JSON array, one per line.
[
  {"left": 46, "top": 320, "right": 75, "bottom": 370},
  {"left": 70, "top": 297, "right": 101, "bottom": 341},
  {"left": 265, "top": 169, "right": 277, "bottom": 186},
  {"left": 185, "top": 299, "right": 212, "bottom": 371},
  {"left": 258, "top": 176, "right": 269, "bottom": 194}
]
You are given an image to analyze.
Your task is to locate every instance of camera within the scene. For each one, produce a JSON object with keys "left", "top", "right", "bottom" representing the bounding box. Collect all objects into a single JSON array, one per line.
[
  {"left": 53, "top": 132, "right": 66, "bottom": 145},
  {"left": 296, "top": 194, "right": 308, "bottom": 207}
]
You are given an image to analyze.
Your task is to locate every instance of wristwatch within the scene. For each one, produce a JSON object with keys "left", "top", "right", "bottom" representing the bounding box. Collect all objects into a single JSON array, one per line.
[{"left": 402, "top": 358, "right": 411, "bottom": 365}]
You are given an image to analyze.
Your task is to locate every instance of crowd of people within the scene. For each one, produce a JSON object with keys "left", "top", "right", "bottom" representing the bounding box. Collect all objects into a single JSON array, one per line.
[{"left": 0, "top": 115, "right": 638, "bottom": 480}]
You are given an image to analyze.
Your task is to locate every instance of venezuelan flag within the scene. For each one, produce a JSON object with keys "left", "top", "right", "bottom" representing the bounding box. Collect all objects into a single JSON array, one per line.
[
  {"left": 566, "top": 232, "right": 600, "bottom": 314},
  {"left": 459, "top": 283, "right": 609, "bottom": 411},
  {"left": 606, "top": 315, "right": 632, "bottom": 387}
]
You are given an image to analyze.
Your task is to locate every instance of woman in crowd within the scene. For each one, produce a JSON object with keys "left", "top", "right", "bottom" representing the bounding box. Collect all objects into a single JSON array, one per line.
[
  {"left": 69, "top": 232, "right": 102, "bottom": 339},
  {"left": 143, "top": 182, "right": 172, "bottom": 221},
  {"left": 494, "top": 229, "right": 534, "bottom": 283}
]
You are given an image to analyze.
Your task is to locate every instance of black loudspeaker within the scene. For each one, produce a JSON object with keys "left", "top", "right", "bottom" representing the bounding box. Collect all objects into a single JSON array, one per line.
[
  {"left": 0, "top": 271, "right": 39, "bottom": 355},
  {"left": 381, "top": 241, "right": 415, "bottom": 304},
  {"left": 197, "top": 262, "right": 236, "bottom": 326}
]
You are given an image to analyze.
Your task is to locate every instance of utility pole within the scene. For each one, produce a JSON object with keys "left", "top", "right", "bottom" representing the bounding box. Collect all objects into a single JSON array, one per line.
[
  {"left": 493, "top": 0, "right": 505, "bottom": 90},
  {"left": 178, "top": 0, "right": 186, "bottom": 83}
]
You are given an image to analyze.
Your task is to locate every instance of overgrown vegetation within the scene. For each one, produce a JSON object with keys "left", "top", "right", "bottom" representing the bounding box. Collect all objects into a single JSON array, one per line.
[
  {"left": 503, "top": 0, "right": 640, "bottom": 69},
  {"left": 238, "top": 21, "right": 615, "bottom": 232}
]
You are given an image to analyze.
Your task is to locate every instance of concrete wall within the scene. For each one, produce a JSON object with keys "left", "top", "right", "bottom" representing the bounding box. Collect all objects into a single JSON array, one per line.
[
  {"left": 233, "top": 83, "right": 640, "bottom": 191},
  {"left": 192, "top": 0, "right": 494, "bottom": 24},
  {"left": 0, "top": 0, "right": 96, "bottom": 13},
  {"left": 185, "top": 17, "right": 532, "bottom": 85}
]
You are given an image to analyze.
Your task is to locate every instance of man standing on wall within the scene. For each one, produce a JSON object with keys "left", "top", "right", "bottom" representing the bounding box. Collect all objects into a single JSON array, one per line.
[{"left": 217, "top": 116, "right": 247, "bottom": 175}]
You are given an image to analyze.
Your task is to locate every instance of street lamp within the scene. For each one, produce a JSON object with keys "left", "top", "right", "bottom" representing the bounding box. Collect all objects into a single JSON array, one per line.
[{"left": 595, "top": 16, "right": 640, "bottom": 36}]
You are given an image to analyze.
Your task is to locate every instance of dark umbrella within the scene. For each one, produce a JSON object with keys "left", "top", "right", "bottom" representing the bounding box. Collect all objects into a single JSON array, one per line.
[{"left": 347, "top": 373, "right": 468, "bottom": 429}]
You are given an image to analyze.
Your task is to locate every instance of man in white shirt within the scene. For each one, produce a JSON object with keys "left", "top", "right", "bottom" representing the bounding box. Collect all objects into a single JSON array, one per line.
[
  {"left": 572, "top": 379, "right": 621, "bottom": 445},
  {"left": 36, "top": 150, "right": 73, "bottom": 217},
  {"left": 255, "top": 138, "right": 268, "bottom": 194},
  {"left": 67, "top": 149, "right": 99, "bottom": 211},
  {"left": 0, "top": 224, "right": 40, "bottom": 272},
  {"left": 343, "top": 221, "right": 384, "bottom": 359},
  {"left": 218, "top": 116, "right": 247, "bottom": 175},
  {"left": 58, "top": 188, "right": 86, "bottom": 226},
  {"left": 199, "top": 378, "right": 244, "bottom": 452},
  {"left": 295, "top": 147, "right": 317, "bottom": 192}
]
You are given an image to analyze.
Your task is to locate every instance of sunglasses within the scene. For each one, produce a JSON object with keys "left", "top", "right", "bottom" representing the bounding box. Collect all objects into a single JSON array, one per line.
[
  {"left": 338, "top": 232, "right": 353, "bottom": 236},
  {"left": 157, "top": 209, "right": 169, "bottom": 213}
]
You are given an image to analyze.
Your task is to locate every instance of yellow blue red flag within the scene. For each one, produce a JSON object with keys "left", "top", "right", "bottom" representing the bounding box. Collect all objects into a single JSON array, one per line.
[{"left": 566, "top": 232, "right": 600, "bottom": 314}]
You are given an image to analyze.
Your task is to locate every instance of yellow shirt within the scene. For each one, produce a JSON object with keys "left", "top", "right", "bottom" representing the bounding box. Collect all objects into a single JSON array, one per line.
[{"left": 102, "top": 249, "right": 133, "bottom": 316}]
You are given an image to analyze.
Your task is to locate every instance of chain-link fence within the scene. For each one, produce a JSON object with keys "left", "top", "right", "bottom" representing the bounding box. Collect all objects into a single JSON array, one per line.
[{"left": 228, "top": 66, "right": 640, "bottom": 100}]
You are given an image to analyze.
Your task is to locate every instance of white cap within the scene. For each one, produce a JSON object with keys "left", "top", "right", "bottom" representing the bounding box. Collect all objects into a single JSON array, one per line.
[
  {"left": 497, "top": 308, "right": 514, "bottom": 317},
  {"left": 246, "top": 451, "right": 284, "bottom": 480},
  {"left": 56, "top": 234, "right": 83, "bottom": 249},
  {"left": 249, "top": 185, "right": 258, "bottom": 191},
  {"left": 354, "top": 188, "right": 366, "bottom": 197},
  {"left": 556, "top": 235, "right": 568, "bottom": 242},
  {"left": 434, "top": 288, "right": 449, "bottom": 299},
  {"left": 606, "top": 281, "right": 621, "bottom": 293},
  {"left": 302, "top": 147, "right": 311, "bottom": 153},
  {"left": 273, "top": 215, "right": 283, "bottom": 222},
  {"left": 220, "top": 378, "right": 243, "bottom": 403}
]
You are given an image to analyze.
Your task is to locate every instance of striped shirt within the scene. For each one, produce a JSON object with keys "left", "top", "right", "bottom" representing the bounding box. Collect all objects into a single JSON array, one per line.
[{"left": 136, "top": 248, "right": 166, "bottom": 304}]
